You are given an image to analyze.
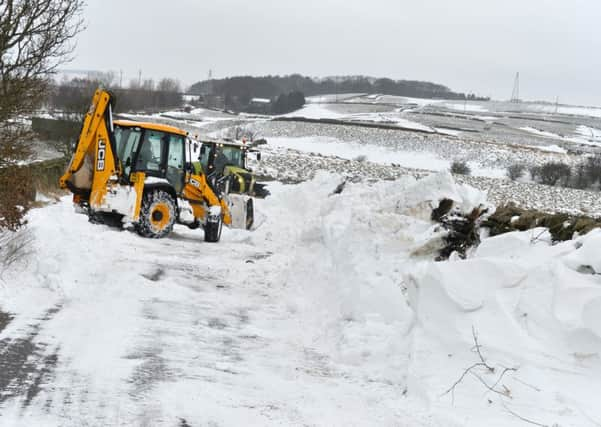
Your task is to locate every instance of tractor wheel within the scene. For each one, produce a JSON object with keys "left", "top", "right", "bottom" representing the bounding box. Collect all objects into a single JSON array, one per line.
[
  {"left": 204, "top": 215, "right": 223, "bottom": 243},
  {"left": 136, "top": 190, "right": 176, "bottom": 238},
  {"left": 245, "top": 198, "right": 254, "bottom": 230}
]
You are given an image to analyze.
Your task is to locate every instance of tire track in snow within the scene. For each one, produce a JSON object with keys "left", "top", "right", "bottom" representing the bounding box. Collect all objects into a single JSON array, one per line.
[{"left": 0, "top": 304, "right": 62, "bottom": 408}]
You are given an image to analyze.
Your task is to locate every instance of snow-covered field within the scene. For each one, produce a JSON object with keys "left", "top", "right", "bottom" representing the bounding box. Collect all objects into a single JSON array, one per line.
[
  {"left": 3, "top": 173, "right": 601, "bottom": 426},
  {"left": 265, "top": 136, "right": 506, "bottom": 179}
]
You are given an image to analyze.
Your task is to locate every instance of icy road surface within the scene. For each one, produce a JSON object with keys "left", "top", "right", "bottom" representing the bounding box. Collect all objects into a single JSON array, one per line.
[{"left": 2, "top": 173, "right": 601, "bottom": 426}]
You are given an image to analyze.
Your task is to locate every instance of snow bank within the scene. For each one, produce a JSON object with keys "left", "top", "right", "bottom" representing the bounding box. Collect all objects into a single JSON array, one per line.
[
  {"left": 404, "top": 225, "right": 601, "bottom": 426},
  {"left": 3, "top": 171, "right": 601, "bottom": 426}
]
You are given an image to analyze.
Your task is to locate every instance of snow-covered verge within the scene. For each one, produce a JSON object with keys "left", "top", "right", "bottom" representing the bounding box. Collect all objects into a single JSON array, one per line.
[{"left": 2, "top": 172, "right": 601, "bottom": 426}]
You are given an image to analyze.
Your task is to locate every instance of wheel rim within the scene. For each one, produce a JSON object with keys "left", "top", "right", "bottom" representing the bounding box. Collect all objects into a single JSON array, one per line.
[{"left": 150, "top": 202, "right": 171, "bottom": 231}]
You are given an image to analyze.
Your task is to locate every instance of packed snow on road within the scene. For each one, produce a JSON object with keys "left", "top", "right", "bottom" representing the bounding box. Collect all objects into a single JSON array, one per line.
[{"left": 2, "top": 172, "right": 601, "bottom": 426}]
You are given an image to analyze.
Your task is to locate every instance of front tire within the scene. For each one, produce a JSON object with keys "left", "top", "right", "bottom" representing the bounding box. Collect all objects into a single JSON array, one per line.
[{"left": 136, "top": 190, "right": 176, "bottom": 238}]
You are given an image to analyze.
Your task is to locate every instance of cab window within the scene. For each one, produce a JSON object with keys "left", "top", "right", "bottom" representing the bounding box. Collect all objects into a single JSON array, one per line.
[
  {"left": 199, "top": 143, "right": 212, "bottom": 172},
  {"left": 136, "top": 130, "right": 166, "bottom": 172},
  {"left": 115, "top": 126, "right": 142, "bottom": 176},
  {"left": 166, "top": 134, "right": 185, "bottom": 192},
  {"left": 222, "top": 146, "right": 243, "bottom": 168}
]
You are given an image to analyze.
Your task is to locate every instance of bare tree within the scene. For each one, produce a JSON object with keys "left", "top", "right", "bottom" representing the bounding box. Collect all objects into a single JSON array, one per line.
[
  {"left": 0, "top": 0, "right": 85, "bottom": 125},
  {"left": 0, "top": 0, "right": 85, "bottom": 229},
  {"left": 157, "top": 78, "right": 181, "bottom": 93}
]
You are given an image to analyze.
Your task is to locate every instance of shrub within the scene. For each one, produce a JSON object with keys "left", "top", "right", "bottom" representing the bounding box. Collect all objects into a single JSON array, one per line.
[
  {"left": 570, "top": 163, "right": 589, "bottom": 190},
  {"left": 537, "top": 161, "right": 571, "bottom": 186},
  {"left": 0, "top": 166, "right": 34, "bottom": 230},
  {"left": 450, "top": 160, "right": 471, "bottom": 175},
  {"left": 506, "top": 163, "right": 525, "bottom": 181},
  {"left": 0, "top": 229, "right": 33, "bottom": 272},
  {"left": 529, "top": 165, "right": 540, "bottom": 181},
  {"left": 584, "top": 154, "right": 601, "bottom": 187}
]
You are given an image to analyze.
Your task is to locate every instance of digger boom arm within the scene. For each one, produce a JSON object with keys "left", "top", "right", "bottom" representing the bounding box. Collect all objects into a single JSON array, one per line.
[{"left": 59, "top": 90, "right": 118, "bottom": 189}]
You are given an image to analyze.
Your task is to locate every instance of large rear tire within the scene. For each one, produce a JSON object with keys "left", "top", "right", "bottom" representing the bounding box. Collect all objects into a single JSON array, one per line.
[
  {"left": 204, "top": 216, "right": 223, "bottom": 242},
  {"left": 136, "top": 190, "right": 176, "bottom": 238}
]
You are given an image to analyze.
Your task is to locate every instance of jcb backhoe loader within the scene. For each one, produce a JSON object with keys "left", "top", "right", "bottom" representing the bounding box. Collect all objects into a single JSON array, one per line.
[{"left": 59, "top": 89, "right": 253, "bottom": 242}]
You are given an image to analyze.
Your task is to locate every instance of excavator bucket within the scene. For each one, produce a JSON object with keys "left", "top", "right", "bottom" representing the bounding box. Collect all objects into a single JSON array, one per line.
[{"left": 228, "top": 194, "right": 254, "bottom": 230}]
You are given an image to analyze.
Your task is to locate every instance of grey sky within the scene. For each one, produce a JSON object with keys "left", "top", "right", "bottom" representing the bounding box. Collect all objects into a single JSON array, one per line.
[{"left": 69, "top": 0, "right": 601, "bottom": 106}]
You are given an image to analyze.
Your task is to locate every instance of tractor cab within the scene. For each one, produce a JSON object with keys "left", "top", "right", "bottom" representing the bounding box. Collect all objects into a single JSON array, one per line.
[{"left": 197, "top": 139, "right": 268, "bottom": 197}]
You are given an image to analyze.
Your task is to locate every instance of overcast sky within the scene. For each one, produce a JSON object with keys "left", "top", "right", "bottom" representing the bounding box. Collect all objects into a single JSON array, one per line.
[{"left": 68, "top": 0, "right": 601, "bottom": 106}]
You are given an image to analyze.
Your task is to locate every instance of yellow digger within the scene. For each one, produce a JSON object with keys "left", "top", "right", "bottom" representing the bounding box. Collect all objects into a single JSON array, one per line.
[{"left": 59, "top": 89, "right": 253, "bottom": 242}]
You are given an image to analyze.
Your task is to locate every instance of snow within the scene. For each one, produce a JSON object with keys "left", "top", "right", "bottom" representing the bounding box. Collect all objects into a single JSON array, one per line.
[
  {"left": 350, "top": 114, "right": 435, "bottom": 132},
  {"left": 281, "top": 103, "right": 347, "bottom": 120},
  {"left": 434, "top": 127, "right": 462, "bottom": 137},
  {"left": 526, "top": 144, "right": 568, "bottom": 154},
  {"left": 573, "top": 125, "right": 601, "bottom": 146},
  {"left": 305, "top": 93, "right": 366, "bottom": 103},
  {"left": 443, "top": 103, "right": 489, "bottom": 113},
  {"left": 251, "top": 98, "right": 271, "bottom": 104},
  {"left": 556, "top": 105, "right": 601, "bottom": 118},
  {"left": 520, "top": 126, "right": 563, "bottom": 140},
  {"left": 266, "top": 136, "right": 506, "bottom": 178},
  {"left": 283, "top": 104, "right": 445, "bottom": 134},
  {"left": 3, "top": 172, "right": 601, "bottom": 425}
]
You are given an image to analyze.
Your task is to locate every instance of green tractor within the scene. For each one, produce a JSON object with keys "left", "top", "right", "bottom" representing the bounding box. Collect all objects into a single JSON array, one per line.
[{"left": 196, "top": 139, "right": 270, "bottom": 198}]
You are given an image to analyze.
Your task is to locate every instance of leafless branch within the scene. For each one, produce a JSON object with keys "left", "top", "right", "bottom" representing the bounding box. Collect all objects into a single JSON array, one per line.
[
  {"left": 502, "top": 403, "right": 550, "bottom": 427},
  {"left": 441, "top": 362, "right": 490, "bottom": 398},
  {"left": 471, "top": 325, "right": 495, "bottom": 372},
  {"left": 442, "top": 326, "right": 520, "bottom": 403},
  {"left": 530, "top": 228, "right": 548, "bottom": 244},
  {"left": 470, "top": 371, "right": 512, "bottom": 398}
]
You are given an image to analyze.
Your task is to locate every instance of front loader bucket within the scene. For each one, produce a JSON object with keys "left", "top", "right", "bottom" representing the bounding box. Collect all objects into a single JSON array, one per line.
[{"left": 228, "top": 194, "right": 254, "bottom": 230}]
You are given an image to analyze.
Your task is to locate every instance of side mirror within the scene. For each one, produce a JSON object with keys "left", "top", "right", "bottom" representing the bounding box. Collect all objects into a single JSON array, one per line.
[
  {"left": 256, "top": 152, "right": 261, "bottom": 161},
  {"left": 125, "top": 157, "right": 131, "bottom": 167},
  {"left": 200, "top": 145, "right": 207, "bottom": 156}
]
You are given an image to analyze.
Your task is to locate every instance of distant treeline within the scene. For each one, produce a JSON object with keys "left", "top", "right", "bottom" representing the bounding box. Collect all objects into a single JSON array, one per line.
[
  {"left": 189, "top": 74, "right": 488, "bottom": 102},
  {"left": 47, "top": 73, "right": 183, "bottom": 117}
]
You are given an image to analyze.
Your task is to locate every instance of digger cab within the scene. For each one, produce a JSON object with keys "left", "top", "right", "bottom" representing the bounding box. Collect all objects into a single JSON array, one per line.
[{"left": 114, "top": 120, "right": 189, "bottom": 194}]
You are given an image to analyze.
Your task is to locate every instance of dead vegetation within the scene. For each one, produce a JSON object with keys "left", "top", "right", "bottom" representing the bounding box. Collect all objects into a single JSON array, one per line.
[
  {"left": 431, "top": 197, "right": 601, "bottom": 261},
  {"left": 0, "top": 166, "right": 35, "bottom": 230},
  {"left": 0, "top": 228, "right": 34, "bottom": 277},
  {"left": 482, "top": 203, "right": 601, "bottom": 242},
  {"left": 432, "top": 198, "right": 489, "bottom": 260},
  {"left": 443, "top": 326, "right": 518, "bottom": 402}
]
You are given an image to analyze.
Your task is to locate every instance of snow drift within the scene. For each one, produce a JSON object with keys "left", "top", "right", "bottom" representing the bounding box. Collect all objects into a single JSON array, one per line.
[{"left": 1, "top": 172, "right": 601, "bottom": 426}]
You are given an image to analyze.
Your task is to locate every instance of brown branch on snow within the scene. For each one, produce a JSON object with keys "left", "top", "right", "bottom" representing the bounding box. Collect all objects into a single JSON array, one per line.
[
  {"left": 441, "top": 362, "right": 490, "bottom": 400},
  {"left": 502, "top": 403, "right": 550, "bottom": 427},
  {"left": 471, "top": 325, "right": 495, "bottom": 373},
  {"left": 470, "top": 371, "right": 512, "bottom": 398},
  {"left": 442, "top": 326, "right": 520, "bottom": 403}
]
